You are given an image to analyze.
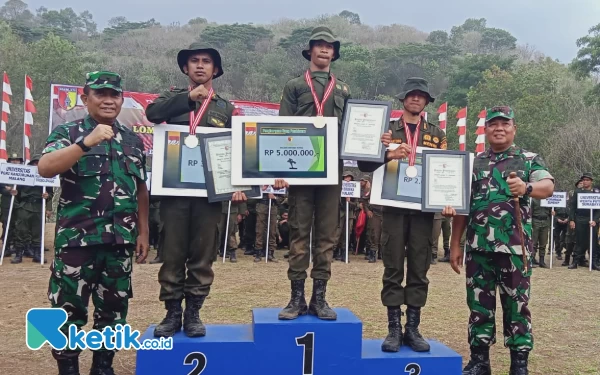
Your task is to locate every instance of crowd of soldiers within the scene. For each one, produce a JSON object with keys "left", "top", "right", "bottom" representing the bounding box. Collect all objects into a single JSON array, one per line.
[{"left": 142, "top": 171, "right": 600, "bottom": 272}]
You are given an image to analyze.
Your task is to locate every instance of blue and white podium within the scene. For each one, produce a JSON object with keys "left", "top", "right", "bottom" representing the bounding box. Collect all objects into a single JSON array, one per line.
[{"left": 136, "top": 308, "right": 462, "bottom": 374}]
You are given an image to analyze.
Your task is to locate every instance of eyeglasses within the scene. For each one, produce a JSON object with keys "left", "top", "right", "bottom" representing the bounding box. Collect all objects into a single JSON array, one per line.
[{"left": 485, "top": 121, "right": 514, "bottom": 129}]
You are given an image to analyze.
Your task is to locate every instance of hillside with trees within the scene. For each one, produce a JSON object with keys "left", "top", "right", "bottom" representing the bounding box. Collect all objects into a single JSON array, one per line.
[{"left": 1, "top": 0, "right": 600, "bottom": 188}]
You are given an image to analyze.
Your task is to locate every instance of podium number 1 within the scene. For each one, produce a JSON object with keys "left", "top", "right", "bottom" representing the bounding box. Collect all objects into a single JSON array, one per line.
[{"left": 295, "top": 332, "right": 315, "bottom": 375}]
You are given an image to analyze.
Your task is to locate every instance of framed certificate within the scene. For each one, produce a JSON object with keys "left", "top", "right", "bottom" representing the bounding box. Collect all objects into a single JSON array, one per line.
[
  {"left": 231, "top": 116, "right": 339, "bottom": 185},
  {"left": 340, "top": 100, "right": 391, "bottom": 163},
  {"left": 421, "top": 150, "right": 472, "bottom": 215},
  {"left": 199, "top": 132, "right": 261, "bottom": 203},
  {"left": 370, "top": 145, "right": 433, "bottom": 210},
  {"left": 151, "top": 124, "right": 226, "bottom": 197}
]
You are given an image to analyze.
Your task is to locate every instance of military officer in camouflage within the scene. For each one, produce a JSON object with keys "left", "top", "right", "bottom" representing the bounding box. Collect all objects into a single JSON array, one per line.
[
  {"left": 146, "top": 43, "right": 247, "bottom": 338},
  {"left": 333, "top": 172, "right": 358, "bottom": 262},
  {"left": 38, "top": 71, "right": 149, "bottom": 375},
  {"left": 568, "top": 172, "right": 600, "bottom": 270},
  {"left": 278, "top": 27, "right": 351, "bottom": 321},
  {"left": 530, "top": 198, "right": 550, "bottom": 268},
  {"left": 254, "top": 190, "right": 281, "bottom": 262},
  {"left": 12, "top": 155, "right": 53, "bottom": 264},
  {"left": 359, "top": 175, "right": 382, "bottom": 264},
  {"left": 358, "top": 78, "right": 447, "bottom": 353},
  {"left": 552, "top": 203, "right": 569, "bottom": 260},
  {"left": 562, "top": 179, "right": 581, "bottom": 266},
  {"left": 243, "top": 198, "right": 258, "bottom": 255},
  {"left": 2, "top": 153, "right": 24, "bottom": 258},
  {"left": 444, "top": 106, "right": 555, "bottom": 375},
  {"left": 218, "top": 200, "right": 246, "bottom": 263}
]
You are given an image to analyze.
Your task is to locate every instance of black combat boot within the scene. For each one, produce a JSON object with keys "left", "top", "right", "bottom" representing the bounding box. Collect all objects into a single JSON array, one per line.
[
  {"left": 32, "top": 246, "right": 47, "bottom": 264},
  {"left": 462, "top": 346, "right": 491, "bottom": 375},
  {"left": 229, "top": 249, "right": 237, "bottom": 263},
  {"left": 381, "top": 307, "right": 402, "bottom": 352},
  {"left": 439, "top": 248, "right": 450, "bottom": 262},
  {"left": 244, "top": 246, "right": 255, "bottom": 256},
  {"left": 149, "top": 255, "right": 163, "bottom": 264},
  {"left": 23, "top": 246, "right": 34, "bottom": 258},
  {"left": 183, "top": 295, "right": 207, "bottom": 337},
  {"left": 568, "top": 256, "right": 579, "bottom": 269},
  {"left": 333, "top": 247, "right": 341, "bottom": 261},
  {"left": 431, "top": 255, "right": 437, "bottom": 265},
  {"left": 278, "top": 280, "right": 308, "bottom": 320},
  {"left": 254, "top": 248, "right": 263, "bottom": 262},
  {"left": 561, "top": 252, "right": 571, "bottom": 266},
  {"left": 509, "top": 351, "right": 529, "bottom": 375},
  {"left": 538, "top": 255, "right": 547, "bottom": 268},
  {"left": 403, "top": 306, "right": 430, "bottom": 352},
  {"left": 153, "top": 299, "right": 183, "bottom": 337},
  {"left": 339, "top": 248, "right": 348, "bottom": 263},
  {"left": 57, "top": 358, "right": 80, "bottom": 375},
  {"left": 308, "top": 279, "right": 337, "bottom": 320},
  {"left": 10, "top": 247, "right": 23, "bottom": 264},
  {"left": 268, "top": 250, "right": 278, "bottom": 262},
  {"left": 90, "top": 351, "right": 115, "bottom": 375},
  {"left": 368, "top": 250, "right": 376, "bottom": 263}
]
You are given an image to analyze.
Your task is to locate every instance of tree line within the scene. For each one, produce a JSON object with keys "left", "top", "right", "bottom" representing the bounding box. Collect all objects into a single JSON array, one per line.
[{"left": 1, "top": 0, "right": 600, "bottom": 189}]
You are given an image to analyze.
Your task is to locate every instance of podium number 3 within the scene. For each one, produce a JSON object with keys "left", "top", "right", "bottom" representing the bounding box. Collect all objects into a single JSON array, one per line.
[
  {"left": 184, "top": 352, "right": 207, "bottom": 375},
  {"left": 295, "top": 332, "right": 315, "bottom": 375},
  {"left": 405, "top": 363, "right": 421, "bottom": 375}
]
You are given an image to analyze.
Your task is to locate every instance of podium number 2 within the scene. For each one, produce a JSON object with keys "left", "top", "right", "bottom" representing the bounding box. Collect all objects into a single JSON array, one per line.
[
  {"left": 405, "top": 363, "right": 421, "bottom": 375},
  {"left": 295, "top": 332, "right": 315, "bottom": 375},
  {"left": 184, "top": 352, "right": 207, "bottom": 375}
]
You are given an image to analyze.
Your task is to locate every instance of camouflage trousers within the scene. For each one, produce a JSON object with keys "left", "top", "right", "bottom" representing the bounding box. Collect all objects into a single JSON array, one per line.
[
  {"left": 48, "top": 245, "right": 134, "bottom": 360},
  {"left": 367, "top": 213, "right": 382, "bottom": 253},
  {"left": 15, "top": 209, "right": 42, "bottom": 248},
  {"left": 466, "top": 251, "right": 533, "bottom": 352}
]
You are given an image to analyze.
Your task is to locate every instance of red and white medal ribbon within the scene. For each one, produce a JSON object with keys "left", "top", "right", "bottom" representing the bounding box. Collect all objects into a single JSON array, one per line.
[
  {"left": 186, "top": 85, "right": 214, "bottom": 148},
  {"left": 304, "top": 70, "right": 336, "bottom": 117},
  {"left": 403, "top": 118, "right": 421, "bottom": 177}
]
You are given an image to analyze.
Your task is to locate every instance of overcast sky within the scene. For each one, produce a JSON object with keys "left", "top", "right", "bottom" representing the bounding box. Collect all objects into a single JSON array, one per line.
[{"left": 24, "top": 0, "right": 600, "bottom": 63}]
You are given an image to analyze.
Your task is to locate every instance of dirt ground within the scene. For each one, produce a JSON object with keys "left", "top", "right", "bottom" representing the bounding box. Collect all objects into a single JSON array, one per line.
[{"left": 0, "top": 224, "right": 598, "bottom": 375}]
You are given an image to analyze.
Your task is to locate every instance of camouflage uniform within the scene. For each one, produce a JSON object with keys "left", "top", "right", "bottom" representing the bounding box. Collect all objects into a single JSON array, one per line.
[
  {"left": 254, "top": 196, "right": 280, "bottom": 262},
  {"left": 360, "top": 181, "right": 382, "bottom": 263},
  {"left": 45, "top": 107, "right": 147, "bottom": 361},
  {"left": 218, "top": 200, "right": 246, "bottom": 262},
  {"left": 466, "top": 145, "right": 553, "bottom": 352},
  {"left": 243, "top": 199, "right": 258, "bottom": 255},
  {"left": 530, "top": 198, "right": 550, "bottom": 267},
  {"left": 562, "top": 188, "right": 577, "bottom": 266},
  {"left": 13, "top": 184, "right": 53, "bottom": 261}
]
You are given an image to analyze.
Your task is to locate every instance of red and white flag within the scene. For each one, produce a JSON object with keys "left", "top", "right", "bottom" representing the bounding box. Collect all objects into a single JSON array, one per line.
[
  {"left": 456, "top": 107, "right": 467, "bottom": 151},
  {"left": 437, "top": 102, "right": 448, "bottom": 134},
  {"left": 24, "top": 75, "right": 35, "bottom": 164},
  {"left": 1, "top": 73, "right": 10, "bottom": 163},
  {"left": 475, "top": 109, "right": 487, "bottom": 154}
]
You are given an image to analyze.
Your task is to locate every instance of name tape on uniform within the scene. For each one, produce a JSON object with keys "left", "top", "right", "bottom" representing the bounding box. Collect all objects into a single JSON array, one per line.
[
  {"left": 577, "top": 193, "right": 600, "bottom": 210},
  {"left": 541, "top": 192, "right": 567, "bottom": 208},
  {"left": 261, "top": 185, "right": 287, "bottom": 195},
  {"left": 0, "top": 163, "right": 60, "bottom": 187},
  {"left": 341, "top": 181, "right": 360, "bottom": 198}
]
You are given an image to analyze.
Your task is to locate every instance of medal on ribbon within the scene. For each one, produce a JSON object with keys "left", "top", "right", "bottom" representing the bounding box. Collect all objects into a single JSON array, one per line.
[
  {"left": 404, "top": 118, "right": 421, "bottom": 178},
  {"left": 186, "top": 85, "right": 214, "bottom": 149},
  {"left": 304, "top": 70, "right": 335, "bottom": 128}
]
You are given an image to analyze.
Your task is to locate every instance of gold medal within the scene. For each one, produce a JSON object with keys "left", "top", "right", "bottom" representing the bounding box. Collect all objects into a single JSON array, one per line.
[{"left": 185, "top": 135, "right": 199, "bottom": 149}]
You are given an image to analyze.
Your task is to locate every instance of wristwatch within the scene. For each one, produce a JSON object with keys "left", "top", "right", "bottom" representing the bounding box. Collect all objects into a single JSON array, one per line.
[
  {"left": 525, "top": 183, "right": 533, "bottom": 196},
  {"left": 75, "top": 136, "right": 91, "bottom": 152}
]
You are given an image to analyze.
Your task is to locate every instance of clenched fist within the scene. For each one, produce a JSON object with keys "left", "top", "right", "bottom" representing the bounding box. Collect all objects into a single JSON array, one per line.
[
  {"left": 84, "top": 124, "right": 114, "bottom": 147},
  {"left": 189, "top": 84, "right": 210, "bottom": 102}
]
